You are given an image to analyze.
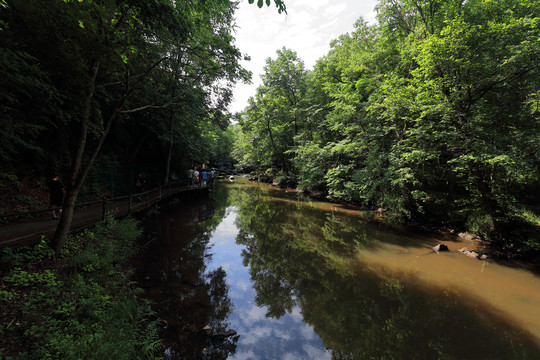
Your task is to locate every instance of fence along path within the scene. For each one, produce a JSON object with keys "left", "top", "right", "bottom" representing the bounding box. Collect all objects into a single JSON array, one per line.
[{"left": 0, "top": 181, "right": 207, "bottom": 248}]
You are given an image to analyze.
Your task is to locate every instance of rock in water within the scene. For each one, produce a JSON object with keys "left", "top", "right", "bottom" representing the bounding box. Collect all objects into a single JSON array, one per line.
[
  {"left": 458, "top": 247, "right": 487, "bottom": 259},
  {"left": 458, "top": 232, "right": 480, "bottom": 241},
  {"left": 432, "top": 243, "right": 449, "bottom": 252}
]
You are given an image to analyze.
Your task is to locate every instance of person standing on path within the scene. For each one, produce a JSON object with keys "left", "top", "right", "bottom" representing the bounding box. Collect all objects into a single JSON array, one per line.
[
  {"left": 187, "top": 167, "right": 194, "bottom": 187},
  {"left": 135, "top": 172, "right": 145, "bottom": 201},
  {"left": 193, "top": 167, "right": 200, "bottom": 187},
  {"left": 202, "top": 169, "right": 208, "bottom": 186},
  {"left": 198, "top": 167, "right": 203, "bottom": 187},
  {"left": 48, "top": 172, "right": 65, "bottom": 219}
]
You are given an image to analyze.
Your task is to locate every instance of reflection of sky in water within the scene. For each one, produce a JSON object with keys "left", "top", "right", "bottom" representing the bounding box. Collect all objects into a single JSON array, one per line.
[{"left": 207, "top": 207, "right": 331, "bottom": 360}]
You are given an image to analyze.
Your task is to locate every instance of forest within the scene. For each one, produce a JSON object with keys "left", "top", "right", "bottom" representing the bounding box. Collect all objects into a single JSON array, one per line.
[
  {"left": 0, "top": 0, "right": 539, "bottom": 358},
  {"left": 0, "top": 0, "right": 263, "bottom": 252},
  {"left": 0, "top": 1, "right": 539, "bottom": 253},
  {"left": 232, "top": 0, "right": 540, "bottom": 260},
  {"left": 0, "top": 1, "right": 282, "bottom": 357}
]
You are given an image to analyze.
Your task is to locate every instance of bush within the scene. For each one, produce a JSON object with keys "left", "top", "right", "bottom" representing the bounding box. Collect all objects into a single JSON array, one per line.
[{"left": 0, "top": 217, "right": 162, "bottom": 359}]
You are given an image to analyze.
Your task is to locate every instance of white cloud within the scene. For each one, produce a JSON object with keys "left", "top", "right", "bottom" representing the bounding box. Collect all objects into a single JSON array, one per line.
[
  {"left": 299, "top": 323, "right": 316, "bottom": 341},
  {"left": 290, "top": 306, "right": 303, "bottom": 320},
  {"left": 234, "top": 278, "right": 251, "bottom": 292},
  {"left": 239, "top": 325, "right": 273, "bottom": 345},
  {"left": 303, "top": 343, "right": 332, "bottom": 359},
  {"left": 326, "top": 3, "right": 347, "bottom": 17},
  {"left": 282, "top": 352, "right": 300, "bottom": 360},
  {"left": 212, "top": 211, "right": 238, "bottom": 239},
  {"left": 229, "top": 0, "right": 379, "bottom": 113},
  {"left": 232, "top": 349, "right": 256, "bottom": 360},
  {"left": 252, "top": 325, "right": 273, "bottom": 337},
  {"left": 273, "top": 327, "right": 292, "bottom": 341},
  {"left": 239, "top": 304, "right": 268, "bottom": 323}
]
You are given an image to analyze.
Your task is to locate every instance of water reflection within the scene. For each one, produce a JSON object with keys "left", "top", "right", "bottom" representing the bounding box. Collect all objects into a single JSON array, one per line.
[
  {"left": 208, "top": 209, "right": 331, "bottom": 360},
  {"left": 136, "top": 195, "right": 239, "bottom": 359},
  {"left": 228, "top": 179, "right": 540, "bottom": 359},
  {"left": 138, "top": 179, "right": 540, "bottom": 359}
]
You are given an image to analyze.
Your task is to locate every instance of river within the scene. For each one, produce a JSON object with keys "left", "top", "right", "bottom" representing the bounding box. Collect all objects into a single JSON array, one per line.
[{"left": 135, "top": 178, "right": 540, "bottom": 359}]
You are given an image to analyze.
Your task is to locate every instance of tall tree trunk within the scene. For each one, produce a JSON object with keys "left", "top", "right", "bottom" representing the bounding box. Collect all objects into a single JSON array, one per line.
[
  {"left": 127, "top": 133, "right": 149, "bottom": 163},
  {"left": 471, "top": 167, "right": 507, "bottom": 237},
  {"left": 163, "top": 108, "right": 174, "bottom": 185},
  {"left": 163, "top": 55, "right": 181, "bottom": 185},
  {"left": 53, "top": 62, "right": 129, "bottom": 255},
  {"left": 266, "top": 118, "right": 288, "bottom": 175},
  {"left": 52, "top": 56, "right": 169, "bottom": 255},
  {"left": 52, "top": 61, "right": 100, "bottom": 255}
]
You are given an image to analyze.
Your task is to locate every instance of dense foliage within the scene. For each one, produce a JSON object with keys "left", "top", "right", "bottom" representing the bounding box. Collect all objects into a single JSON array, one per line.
[
  {"left": 0, "top": 0, "right": 246, "bottom": 173},
  {"left": 0, "top": 0, "right": 248, "bottom": 251},
  {"left": 0, "top": 216, "right": 161, "bottom": 359},
  {"left": 233, "top": 0, "right": 540, "bottom": 257}
]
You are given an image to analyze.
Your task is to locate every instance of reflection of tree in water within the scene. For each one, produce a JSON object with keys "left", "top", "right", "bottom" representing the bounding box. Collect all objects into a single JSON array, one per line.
[
  {"left": 139, "top": 190, "right": 238, "bottom": 360},
  {"left": 231, "top": 186, "right": 540, "bottom": 359}
]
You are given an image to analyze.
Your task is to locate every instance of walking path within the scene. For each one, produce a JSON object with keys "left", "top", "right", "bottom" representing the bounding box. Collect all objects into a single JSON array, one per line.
[{"left": 0, "top": 184, "right": 207, "bottom": 248}]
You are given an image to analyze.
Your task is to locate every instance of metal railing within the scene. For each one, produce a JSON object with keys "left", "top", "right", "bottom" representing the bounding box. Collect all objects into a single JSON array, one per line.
[{"left": 0, "top": 180, "right": 192, "bottom": 225}]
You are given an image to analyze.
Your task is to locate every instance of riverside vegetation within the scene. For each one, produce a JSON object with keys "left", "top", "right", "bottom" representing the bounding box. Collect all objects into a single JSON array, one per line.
[
  {"left": 0, "top": 0, "right": 539, "bottom": 355},
  {"left": 0, "top": 0, "right": 280, "bottom": 357},
  {"left": 1, "top": 0, "right": 538, "bottom": 261},
  {"left": 0, "top": 215, "right": 162, "bottom": 359},
  {"left": 231, "top": 0, "right": 540, "bottom": 262}
]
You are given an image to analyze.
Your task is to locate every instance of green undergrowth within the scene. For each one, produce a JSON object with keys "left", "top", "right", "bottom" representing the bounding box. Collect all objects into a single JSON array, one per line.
[{"left": 0, "top": 214, "right": 163, "bottom": 359}]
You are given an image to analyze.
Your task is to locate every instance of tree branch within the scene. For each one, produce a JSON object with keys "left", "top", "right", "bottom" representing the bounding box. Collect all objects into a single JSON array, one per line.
[
  {"left": 120, "top": 69, "right": 206, "bottom": 113},
  {"left": 97, "top": 56, "right": 169, "bottom": 88}
]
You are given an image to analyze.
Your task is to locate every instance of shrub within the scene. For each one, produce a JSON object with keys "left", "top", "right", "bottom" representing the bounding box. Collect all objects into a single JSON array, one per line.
[{"left": 0, "top": 217, "right": 162, "bottom": 359}]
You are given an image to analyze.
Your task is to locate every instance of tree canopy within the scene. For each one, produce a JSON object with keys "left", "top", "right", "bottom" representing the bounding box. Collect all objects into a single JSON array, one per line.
[
  {"left": 233, "top": 0, "right": 540, "bottom": 257},
  {"left": 0, "top": 0, "right": 254, "bottom": 252}
]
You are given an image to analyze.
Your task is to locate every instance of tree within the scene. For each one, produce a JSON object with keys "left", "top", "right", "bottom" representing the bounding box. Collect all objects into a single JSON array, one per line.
[
  {"left": 238, "top": 48, "right": 308, "bottom": 180},
  {"left": 373, "top": 0, "right": 540, "bottom": 235},
  {"left": 0, "top": 0, "right": 250, "bottom": 253},
  {"left": 231, "top": 0, "right": 540, "bottom": 255}
]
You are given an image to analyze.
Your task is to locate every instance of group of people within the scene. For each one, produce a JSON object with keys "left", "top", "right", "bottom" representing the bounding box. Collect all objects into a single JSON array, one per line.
[
  {"left": 46, "top": 165, "right": 216, "bottom": 220},
  {"left": 187, "top": 165, "right": 216, "bottom": 187}
]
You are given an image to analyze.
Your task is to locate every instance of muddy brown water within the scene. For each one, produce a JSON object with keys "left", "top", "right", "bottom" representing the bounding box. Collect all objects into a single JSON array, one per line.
[{"left": 135, "top": 178, "right": 540, "bottom": 359}]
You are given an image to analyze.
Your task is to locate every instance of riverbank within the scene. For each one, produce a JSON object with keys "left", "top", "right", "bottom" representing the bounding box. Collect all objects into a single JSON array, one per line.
[
  {"left": 0, "top": 215, "right": 162, "bottom": 359},
  {"left": 242, "top": 173, "right": 540, "bottom": 269}
]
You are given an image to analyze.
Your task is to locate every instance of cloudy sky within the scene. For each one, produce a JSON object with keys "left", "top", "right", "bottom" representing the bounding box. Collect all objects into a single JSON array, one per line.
[
  {"left": 228, "top": 0, "right": 379, "bottom": 113},
  {"left": 208, "top": 209, "right": 332, "bottom": 359}
]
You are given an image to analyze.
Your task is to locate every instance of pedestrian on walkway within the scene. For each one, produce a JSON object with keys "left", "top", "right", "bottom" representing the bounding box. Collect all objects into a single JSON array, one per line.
[
  {"left": 187, "top": 167, "right": 194, "bottom": 187},
  {"left": 198, "top": 167, "right": 203, "bottom": 187},
  {"left": 193, "top": 167, "right": 200, "bottom": 187},
  {"left": 202, "top": 169, "right": 208, "bottom": 186},
  {"left": 135, "top": 172, "right": 145, "bottom": 201},
  {"left": 210, "top": 168, "right": 216, "bottom": 185},
  {"left": 48, "top": 172, "right": 65, "bottom": 219}
]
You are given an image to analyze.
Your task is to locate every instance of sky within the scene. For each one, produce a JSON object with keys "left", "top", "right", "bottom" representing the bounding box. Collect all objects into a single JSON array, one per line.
[
  {"left": 228, "top": 0, "right": 379, "bottom": 114},
  {"left": 208, "top": 209, "right": 332, "bottom": 359}
]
